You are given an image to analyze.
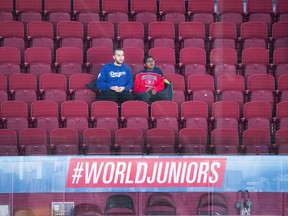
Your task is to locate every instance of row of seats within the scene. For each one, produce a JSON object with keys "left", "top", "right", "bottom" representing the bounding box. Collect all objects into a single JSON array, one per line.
[
  {"left": 0, "top": 72, "right": 287, "bottom": 114},
  {"left": 1, "top": 45, "right": 288, "bottom": 80},
  {"left": 0, "top": 99, "right": 287, "bottom": 141},
  {"left": 1, "top": 122, "right": 287, "bottom": 156},
  {"left": 0, "top": 20, "right": 287, "bottom": 58},
  {"left": 0, "top": 0, "right": 287, "bottom": 26},
  {"left": 13, "top": 193, "right": 176, "bottom": 216}
]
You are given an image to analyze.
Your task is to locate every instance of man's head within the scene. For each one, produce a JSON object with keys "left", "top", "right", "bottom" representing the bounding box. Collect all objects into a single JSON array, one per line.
[
  {"left": 143, "top": 55, "right": 155, "bottom": 71},
  {"left": 113, "top": 48, "right": 125, "bottom": 66}
]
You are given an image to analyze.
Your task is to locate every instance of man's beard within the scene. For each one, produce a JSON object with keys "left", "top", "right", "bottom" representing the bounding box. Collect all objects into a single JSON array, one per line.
[{"left": 115, "top": 59, "right": 123, "bottom": 65}]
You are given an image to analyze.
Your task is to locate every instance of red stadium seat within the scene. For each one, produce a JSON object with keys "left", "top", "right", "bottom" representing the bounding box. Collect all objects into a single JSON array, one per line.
[
  {"left": 83, "top": 128, "right": 112, "bottom": 155},
  {"left": 24, "top": 47, "right": 52, "bottom": 79},
  {"left": 87, "top": 21, "right": 114, "bottom": 50},
  {"left": 39, "top": 73, "right": 67, "bottom": 105},
  {"left": 179, "top": 47, "right": 207, "bottom": 79},
  {"left": 56, "top": 21, "right": 84, "bottom": 50},
  {"left": 0, "top": 129, "right": 18, "bottom": 156},
  {"left": 148, "top": 21, "right": 175, "bottom": 49},
  {"left": 121, "top": 100, "right": 149, "bottom": 133},
  {"left": 115, "top": 128, "right": 144, "bottom": 155},
  {"left": 1, "top": 100, "right": 29, "bottom": 133},
  {"left": 19, "top": 128, "right": 48, "bottom": 155},
  {"left": 179, "top": 128, "right": 207, "bottom": 155}
]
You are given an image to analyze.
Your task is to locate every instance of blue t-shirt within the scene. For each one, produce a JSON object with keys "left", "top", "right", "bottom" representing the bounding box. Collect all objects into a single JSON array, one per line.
[
  {"left": 96, "top": 62, "right": 133, "bottom": 91},
  {"left": 138, "top": 67, "right": 164, "bottom": 77}
]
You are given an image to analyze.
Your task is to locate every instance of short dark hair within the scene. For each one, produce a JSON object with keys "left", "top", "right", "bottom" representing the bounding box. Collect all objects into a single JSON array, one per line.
[
  {"left": 143, "top": 55, "right": 154, "bottom": 64},
  {"left": 113, "top": 48, "right": 124, "bottom": 55}
]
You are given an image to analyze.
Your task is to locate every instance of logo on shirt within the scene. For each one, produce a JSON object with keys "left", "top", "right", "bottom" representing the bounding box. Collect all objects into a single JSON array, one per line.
[{"left": 109, "top": 71, "right": 126, "bottom": 78}]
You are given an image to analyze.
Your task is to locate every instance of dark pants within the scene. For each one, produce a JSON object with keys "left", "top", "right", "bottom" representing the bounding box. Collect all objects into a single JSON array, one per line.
[
  {"left": 97, "top": 90, "right": 134, "bottom": 103},
  {"left": 134, "top": 90, "right": 168, "bottom": 103}
]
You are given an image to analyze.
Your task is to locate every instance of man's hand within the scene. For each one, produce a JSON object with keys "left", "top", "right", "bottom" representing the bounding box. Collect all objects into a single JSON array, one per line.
[
  {"left": 151, "top": 89, "right": 157, "bottom": 95},
  {"left": 110, "top": 86, "right": 119, "bottom": 91},
  {"left": 145, "top": 87, "right": 153, "bottom": 93},
  {"left": 117, "top": 86, "right": 125, "bottom": 92}
]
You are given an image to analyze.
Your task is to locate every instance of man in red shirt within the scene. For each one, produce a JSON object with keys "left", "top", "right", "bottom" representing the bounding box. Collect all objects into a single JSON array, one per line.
[{"left": 133, "top": 56, "right": 169, "bottom": 102}]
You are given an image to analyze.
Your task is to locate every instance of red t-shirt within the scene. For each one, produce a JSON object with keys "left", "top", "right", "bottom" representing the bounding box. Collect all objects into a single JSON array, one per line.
[{"left": 133, "top": 72, "right": 165, "bottom": 93}]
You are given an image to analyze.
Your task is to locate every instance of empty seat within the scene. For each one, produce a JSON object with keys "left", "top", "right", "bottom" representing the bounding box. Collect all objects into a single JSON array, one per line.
[
  {"left": 247, "top": 74, "right": 275, "bottom": 107},
  {"left": 148, "top": 47, "right": 176, "bottom": 75},
  {"left": 0, "top": 129, "right": 18, "bottom": 156},
  {"left": 49, "top": 128, "right": 80, "bottom": 155},
  {"left": 117, "top": 21, "right": 145, "bottom": 49},
  {"left": 272, "top": 47, "right": 288, "bottom": 80},
  {"left": 211, "top": 128, "right": 239, "bottom": 155},
  {"left": 86, "top": 47, "right": 113, "bottom": 77},
  {"left": 217, "top": 0, "right": 244, "bottom": 32},
  {"left": 178, "top": 21, "right": 206, "bottom": 49},
  {"left": 278, "top": 74, "right": 288, "bottom": 102},
  {"left": 210, "top": 48, "right": 238, "bottom": 81},
  {"left": 0, "top": 21, "right": 25, "bottom": 57},
  {"left": 241, "top": 47, "right": 269, "bottom": 81},
  {"left": 0, "top": 47, "right": 21, "bottom": 78},
  {"left": 39, "top": 73, "right": 67, "bottom": 105},
  {"left": 211, "top": 101, "right": 240, "bottom": 132},
  {"left": 179, "top": 47, "right": 207, "bottom": 79},
  {"left": 44, "top": 0, "right": 71, "bottom": 29},
  {"left": 31, "top": 100, "right": 59, "bottom": 133},
  {"left": 275, "top": 128, "right": 288, "bottom": 154},
  {"left": 159, "top": 0, "right": 186, "bottom": 27},
  {"left": 72, "top": 0, "right": 100, "bottom": 31},
  {"left": 19, "top": 128, "right": 48, "bottom": 155},
  {"left": 150, "top": 100, "right": 179, "bottom": 134},
  {"left": 146, "top": 128, "right": 176, "bottom": 155},
  {"left": 9, "top": 73, "right": 38, "bottom": 106},
  {"left": 243, "top": 101, "right": 272, "bottom": 132},
  {"left": 61, "top": 101, "right": 89, "bottom": 139},
  {"left": 271, "top": 22, "right": 288, "bottom": 49},
  {"left": 187, "top": 74, "right": 215, "bottom": 113},
  {"left": 115, "top": 128, "right": 144, "bottom": 155},
  {"left": 83, "top": 128, "right": 112, "bottom": 155},
  {"left": 1, "top": 100, "right": 29, "bottom": 132},
  {"left": 122, "top": 47, "right": 145, "bottom": 77},
  {"left": 121, "top": 100, "right": 149, "bottom": 133},
  {"left": 246, "top": 0, "right": 273, "bottom": 29},
  {"left": 216, "top": 74, "right": 245, "bottom": 113},
  {"left": 0, "top": 74, "right": 8, "bottom": 103},
  {"left": 56, "top": 21, "right": 84, "bottom": 50},
  {"left": 104, "top": 194, "right": 135, "bottom": 216},
  {"left": 242, "top": 129, "right": 271, "bottom": 155},
  {"left": 16, "top": 0, "right": 43, "bottom": 25},
  {"left": 91, "top": 101, "right": 119, "bottom": 133},
  {"left": 87, "top": 21, "right": 115, "bottom": 49},
  {"left": 181, "top": 101, "right": 209, "bottom": 133},
  {"left": 24, "top": 47, "right": 52, "bottom": 78},
  {"left": 276, "top": 0, "right": 288, "bottom": 22},
  {"left": 0, "top": 0, "right": 14, "bottom": 21},
  {"left": 275, "top": 101, "right": 288, "bottom": 130},
  {"left": 145, "top": 192, "right": 177, "bottom": 215},
  {"left": 240, "top": 21, "right": 268, "bottom": 49},
  {"left": 74, "top": 203, "right": 102, "bottom": 216},
  {"left": 187, "top": 0, "right": 215, "bottom": 34},
  {"left": 130, "top": 0, "right": 158, "bottom": 30},
  {"left": 69, "top": 73, "right": 96, "bottom": 105},
  {"left": 209, "top": 22, "right": 237, "bottom": 49},
  {"left": 55, "top": 47, "right": 84, "bottom": 78},
  {"left": 26, "top": 21, "right": 54, "bottom": 54},
  {"left": 179, "top": 128, "right": 207, "bottom": 155},
  {"left": 101, "top": 0, "right": 129, "bottom": 27},
  {"left": 164, "top": 74, "right": 186, "bottom": 106},
  {"left": 148, "top": 21, "right": 175, "bottom": 49}
]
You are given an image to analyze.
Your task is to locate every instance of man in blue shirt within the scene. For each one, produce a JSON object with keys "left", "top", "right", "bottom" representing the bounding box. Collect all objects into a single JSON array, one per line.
[{"left": 96, "top": 48, "right": 134, "bottom": 103}]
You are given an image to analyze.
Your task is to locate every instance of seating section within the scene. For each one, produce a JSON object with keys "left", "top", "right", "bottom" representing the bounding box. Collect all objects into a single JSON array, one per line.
[{"left": 0, "top": 0, "right": 287, "bottom": 156}]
